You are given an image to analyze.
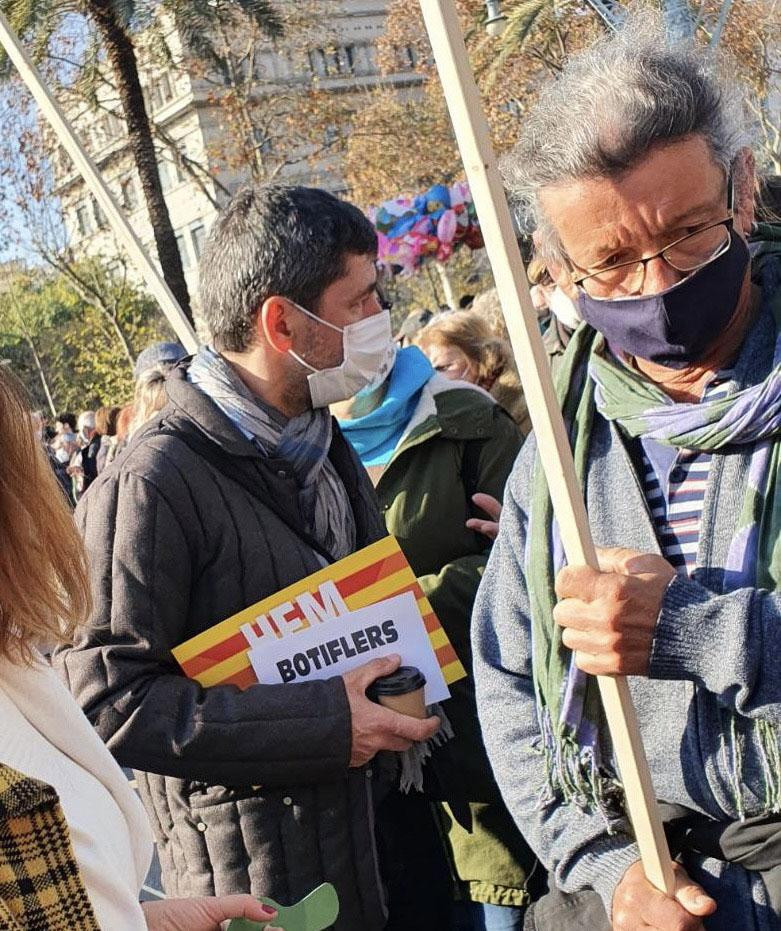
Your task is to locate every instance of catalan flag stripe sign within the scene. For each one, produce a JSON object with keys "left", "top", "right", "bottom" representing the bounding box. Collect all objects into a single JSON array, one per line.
[{"left": 173, "top": 536, "right": 467, "bottom": 689}]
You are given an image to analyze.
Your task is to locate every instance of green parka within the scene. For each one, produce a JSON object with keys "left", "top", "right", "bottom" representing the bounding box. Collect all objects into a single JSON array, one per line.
[{"left": 374, "top": 374, "right": 540, "bottom": 906}]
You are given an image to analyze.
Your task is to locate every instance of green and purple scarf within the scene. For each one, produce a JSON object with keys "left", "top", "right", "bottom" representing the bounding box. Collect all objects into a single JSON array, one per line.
[{"left": 528, "top": 253, "right": 781, "bottom": 819}]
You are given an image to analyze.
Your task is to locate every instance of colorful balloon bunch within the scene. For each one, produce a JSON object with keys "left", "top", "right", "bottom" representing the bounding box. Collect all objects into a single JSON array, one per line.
[{"left": 370, "top": 181, "right": 484, "bottom": 276}]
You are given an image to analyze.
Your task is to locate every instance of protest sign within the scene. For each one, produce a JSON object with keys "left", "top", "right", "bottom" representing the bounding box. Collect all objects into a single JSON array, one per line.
[
  {"left": 247, "top": 591, "right": 449, "bottom": 705},
  {"left": 173, "top": 536, "right": 466, "bottom": 694}
]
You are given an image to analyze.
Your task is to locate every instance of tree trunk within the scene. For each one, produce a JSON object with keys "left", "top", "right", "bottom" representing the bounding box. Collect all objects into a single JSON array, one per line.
[
  {"left": 84, "top": 0, "right": 194, "bottom": 327},
  {"left": 25, "top": 335, "right": 57, "bottom": 417}
]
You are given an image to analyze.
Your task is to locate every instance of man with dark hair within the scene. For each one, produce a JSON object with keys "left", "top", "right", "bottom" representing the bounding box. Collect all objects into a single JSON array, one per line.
[{"left": 56, "top": 184, "right": 439, "bottom": 930}]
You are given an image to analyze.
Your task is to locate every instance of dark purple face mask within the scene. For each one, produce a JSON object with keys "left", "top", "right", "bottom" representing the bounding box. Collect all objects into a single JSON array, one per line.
[{"left": 577, "top": 231, "right": 750, "bottom": 369}]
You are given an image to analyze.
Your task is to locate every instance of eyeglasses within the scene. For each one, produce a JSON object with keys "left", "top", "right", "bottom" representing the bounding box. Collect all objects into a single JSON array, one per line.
[{"left": 571, "top": 215, "right": 734, "bottom": 298}]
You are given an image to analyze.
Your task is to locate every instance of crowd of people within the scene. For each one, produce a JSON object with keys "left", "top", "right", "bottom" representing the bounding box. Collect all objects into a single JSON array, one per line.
[
  {"left": 31, "top": 343, "right": 189, "bottom": 506},
  {"left": 3, "top": 16, "right": 781, "bottom": 931}
]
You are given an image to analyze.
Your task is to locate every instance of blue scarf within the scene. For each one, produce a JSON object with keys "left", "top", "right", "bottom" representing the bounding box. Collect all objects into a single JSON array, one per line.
[{"left": 338, "top": 346, "right": 434, "bottom": 466}]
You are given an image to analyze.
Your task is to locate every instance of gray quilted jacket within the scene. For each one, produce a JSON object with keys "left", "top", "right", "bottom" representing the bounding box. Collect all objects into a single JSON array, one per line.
[{"left": 54, "top": 364, "right": 390, "bottom": 929}]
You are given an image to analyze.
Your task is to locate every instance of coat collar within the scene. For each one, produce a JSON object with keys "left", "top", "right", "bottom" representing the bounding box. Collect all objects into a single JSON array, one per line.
[
  {"left": 164, "top": 359, "right": 262, "bottom": 458},
  {"left": 395, "top": 373, "right": 496, "bottom": 453},
  {"left": 160, "top": 359, "right": 382, "bottom": 552}
]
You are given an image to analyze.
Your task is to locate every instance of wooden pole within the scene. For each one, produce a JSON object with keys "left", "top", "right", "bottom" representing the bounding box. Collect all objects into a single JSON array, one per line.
[
  {"left": 418, "top": 0, "right": 676, "bottom": 896},
  {"left": 0, "top": 9, "right": 198, "bottom": 355}
]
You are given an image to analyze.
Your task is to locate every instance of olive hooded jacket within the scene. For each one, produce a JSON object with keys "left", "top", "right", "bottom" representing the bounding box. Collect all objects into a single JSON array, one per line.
[{"left": 359, "top": 372, "right": 540, "bottom": 907}]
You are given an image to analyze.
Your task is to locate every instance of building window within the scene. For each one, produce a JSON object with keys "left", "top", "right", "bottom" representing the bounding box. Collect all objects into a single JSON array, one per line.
[
  {"left": 175, "top": 232, "right": 191, "bottom": 270},
  {"left": 92, "top": 198, "right": 108, "bottom": 230},
  {"left": 307, "top": 45, "right": 358, "bottom": 77},
  {"left": 75, "top": 202, "right": 93, "bottom": 236},
  {"left": 158, "top": 159, "right": 172, "bottom": 192},
  {"left": 338, "top": 45, "right": 355, "bottom": 74},
  {"left": 148, "top": 72, "right": 174, "bottom": 111},
  {"left": 53, "top": 146, "right": 69, "bottom": 178},
  {"left": 106, "top": 110, "right": 123, "bottom": 138},
  {"left": 352, "top": 43, "right": 377, "bottom": 76},
  {"left": 190, "top": 224, "right": 206, "bottom": 261},
  {"left": 396, "top": 45, "right": 418, "bottom": 70},
  {"left": 90, "top": 117, "right": 107, "bottom": 151},
  {"left": 158, "top": 150, "right": 183, "bottom": 192},
  {"left": 120, "top": 176, "right": 139, "bottom": 211},
  {"left": 308, "top": 48, "right": 328, "bottom": 77}
]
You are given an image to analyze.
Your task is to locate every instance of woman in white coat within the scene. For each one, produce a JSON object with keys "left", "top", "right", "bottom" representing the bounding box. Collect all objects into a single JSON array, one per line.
[{"left": 0, "top": 368, "right": 280, "bottom": 931}]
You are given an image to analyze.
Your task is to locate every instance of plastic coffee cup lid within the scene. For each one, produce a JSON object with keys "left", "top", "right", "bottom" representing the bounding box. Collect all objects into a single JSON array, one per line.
[{"left": 368, "top": 666, "right": 426, "bottom": 699}]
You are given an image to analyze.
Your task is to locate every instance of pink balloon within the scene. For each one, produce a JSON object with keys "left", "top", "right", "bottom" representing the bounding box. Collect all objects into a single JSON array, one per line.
[
  {"left": 437, "top": 208, "right": 457, "bottom": 245},
  {"left": 450, "top": 181, "right": 469, "bottom": 208}
]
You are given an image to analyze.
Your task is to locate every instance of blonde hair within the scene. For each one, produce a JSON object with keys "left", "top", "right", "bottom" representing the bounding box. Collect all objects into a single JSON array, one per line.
[
  {"left": 130, "top": 362, "right": 174, "bottom": 435},
  {"left": 415, "top": 309, "right": 514, "bottom": 390},
  {"left": 0, "top": 371, "right": 90, "bottom": 661}
]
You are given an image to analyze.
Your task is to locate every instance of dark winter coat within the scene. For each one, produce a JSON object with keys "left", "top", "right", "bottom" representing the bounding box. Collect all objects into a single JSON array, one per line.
[{"left": 53, "top": 363, "right": 391, "bottom": 930}]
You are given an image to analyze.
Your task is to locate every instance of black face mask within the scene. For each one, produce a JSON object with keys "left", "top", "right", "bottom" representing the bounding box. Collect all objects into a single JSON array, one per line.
[{"left": 577, "top": 231, "right": 750, "bottom": 368}]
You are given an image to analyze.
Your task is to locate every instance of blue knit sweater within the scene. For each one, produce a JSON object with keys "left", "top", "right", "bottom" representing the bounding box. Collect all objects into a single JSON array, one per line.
[{"left": 472, "top": 307, "right": 781, "bottom": 929}]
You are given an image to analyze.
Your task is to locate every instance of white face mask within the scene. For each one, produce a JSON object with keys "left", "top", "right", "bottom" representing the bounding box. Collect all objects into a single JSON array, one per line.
[
  {"left": 548, "top": 286, "right": 582, "bottom": 331},
  {"left": 287, "top": 302, "right": 396, "bottom": 408}
]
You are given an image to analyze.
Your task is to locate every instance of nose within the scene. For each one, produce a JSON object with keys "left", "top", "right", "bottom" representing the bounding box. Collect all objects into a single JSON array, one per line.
[{"left": 641, "top": 255, "right": 685, "bottom": 295}]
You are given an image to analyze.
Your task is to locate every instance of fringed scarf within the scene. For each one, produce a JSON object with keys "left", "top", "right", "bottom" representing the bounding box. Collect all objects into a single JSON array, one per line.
[
  {"left": 189, "top": 346, "right": 356, "bottom": 560},
  {"left": 529, "top": 255, "right": 781, "bottom": 820}
]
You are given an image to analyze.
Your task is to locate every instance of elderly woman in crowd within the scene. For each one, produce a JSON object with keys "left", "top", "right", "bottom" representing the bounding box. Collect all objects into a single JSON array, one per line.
[
  {"left": 0, "top": 369, "right": 280, "bottom": 930},
  {"left": 415, "top": 309, "right": 530, "bottom": 434},
  {"left": 473, "top": 17, "right": 781, "bottom": 931}
]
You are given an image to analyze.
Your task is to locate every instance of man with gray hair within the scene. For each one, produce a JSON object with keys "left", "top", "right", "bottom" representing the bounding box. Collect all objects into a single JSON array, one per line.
[
  {"left": 56, "top": 183, "right": 439, "bottom": 930},
  {"left": 473, "top": 17, "right": 781, "bottom": 931}
]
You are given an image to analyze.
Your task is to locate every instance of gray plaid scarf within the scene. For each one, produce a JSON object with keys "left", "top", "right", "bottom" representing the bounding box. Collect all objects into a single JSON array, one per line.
[{"left": 188, "top": 346, "right": 356, "bottom": 560}]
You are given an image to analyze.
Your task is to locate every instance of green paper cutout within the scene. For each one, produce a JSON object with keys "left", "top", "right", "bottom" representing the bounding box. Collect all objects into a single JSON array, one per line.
[{"left": 227, "top": 882, "right": 339, "bottom": 931}]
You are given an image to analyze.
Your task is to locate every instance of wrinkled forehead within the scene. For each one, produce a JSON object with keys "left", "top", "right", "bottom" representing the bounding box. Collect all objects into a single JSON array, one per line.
[{"left": 538, "top": 135, "right": 726, "bottom": 263}]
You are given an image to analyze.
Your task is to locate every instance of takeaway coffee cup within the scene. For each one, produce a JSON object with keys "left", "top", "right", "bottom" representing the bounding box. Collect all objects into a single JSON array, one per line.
[{"left": 368, "top": 665, "right": 427, "bottom": 719}]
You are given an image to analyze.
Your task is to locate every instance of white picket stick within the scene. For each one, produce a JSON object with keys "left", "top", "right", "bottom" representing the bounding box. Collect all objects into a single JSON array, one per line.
[
  {"left": 418, "top": 0, "right": 676, "bottom": 896},
  {"left": 0, "top": 9, "right": 198, "bottom": 354}
]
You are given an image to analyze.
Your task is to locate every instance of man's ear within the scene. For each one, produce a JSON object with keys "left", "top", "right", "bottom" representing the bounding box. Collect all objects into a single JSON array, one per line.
[
  {"left": 545, "top": 258, "right": 578, "bottom": 301},
  {"left": 733, "top": 147, "right": 756, "bottom": 236},
  {"left": 259, "top": 296, "right": 294, "bottom": 354}
]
